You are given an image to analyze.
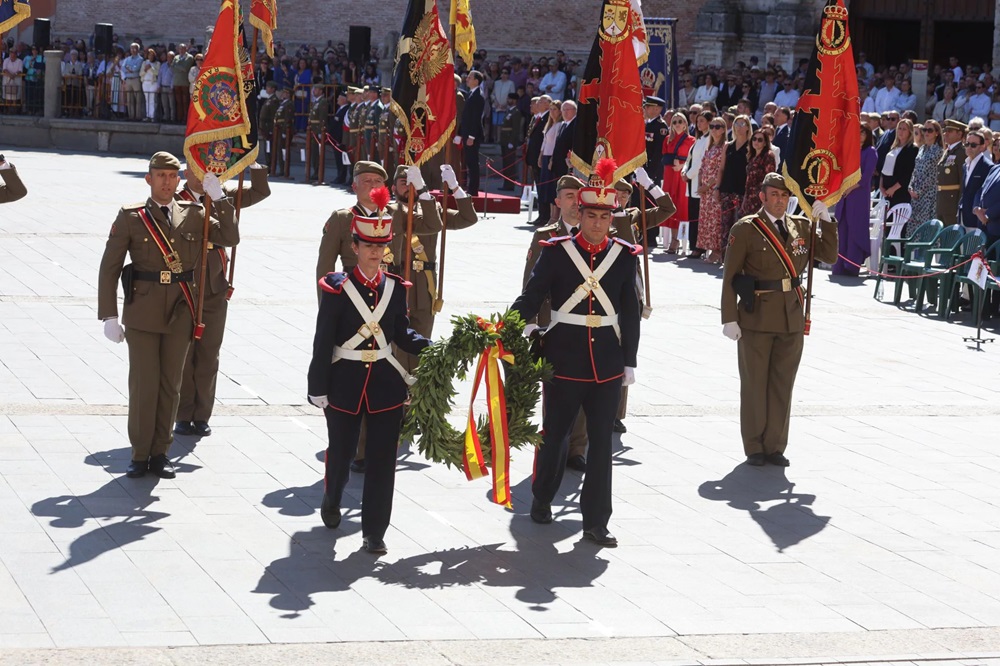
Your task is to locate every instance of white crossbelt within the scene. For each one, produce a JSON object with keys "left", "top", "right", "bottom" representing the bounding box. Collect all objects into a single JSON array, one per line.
[
  {"left": 546, "top": 241, "right": 623, "bottom": 341},
  {"left": 332, "top": 278, "right": 416, "bottom": 386}
]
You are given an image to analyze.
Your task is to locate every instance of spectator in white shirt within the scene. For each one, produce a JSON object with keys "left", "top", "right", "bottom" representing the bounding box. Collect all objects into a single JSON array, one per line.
[
  {"left": 538, "top": 62, "right": 567, "bottom": 102},
  {"left": 896, "top": 79, "right": 916, "bottom": 113},
  {"left": 968, "top": 80, "right": 992, "bottom": 120},
  {"left": 949, "top": 56, "right": 963, "bottom": 83},
  {"left": 859, "top": 83, "right": 876, "bottom": 113},
  {"left": 678, "top": 74, "right": 697, "bottom": 108},
  {"left": 694, "top": 73, "right": 718, "bottom": 105},
  {"left": 857, "top": 52, "right": 875, "bottom": 86},
  {"left": 874, "top": 76, "right": 901, "bottom": 114},
  {"left": 773, "top": 79, "right": 800, "bottom": 108},
  {"left": 988, "top": 90, "right": 1000, "bottom": 132}
]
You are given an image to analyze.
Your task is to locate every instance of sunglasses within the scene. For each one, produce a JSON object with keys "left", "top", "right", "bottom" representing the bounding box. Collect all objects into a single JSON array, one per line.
[
  {"left": 752, "top": 137, "right": 765, "bottom": 142},
  {"left": 710, "top": 124, "right": 725, "bottom": 129},
  {"left": 965, "top": 141, "right": 983, "bottom": 147},
  {"left": 672, "top": 119, "right": 687, "bottom": 125},
  {"left": 887, "top": 116, "right": 900, "bottom": 121},
  {"left": 921, "top": 128, "right": 937, "bottom": 133}
]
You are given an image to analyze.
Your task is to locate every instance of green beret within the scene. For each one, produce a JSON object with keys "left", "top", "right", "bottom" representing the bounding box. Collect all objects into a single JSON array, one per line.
[
  {"left": 393, "top": 164, "right": 408, "bottom": 181},
  {"left": 353, "top": 160, "right": 388, "bottom": 180},
  {"left": 760, "top": 172, "right": 790, "bottom": 192},
  {"left": 614, "top": 178, "right": 632, "bottom": 195},
  {"left": 264, "top": 80, "right": 277, "bottom": 89},
  {"left": 556, "top": 175, "right": 584, "bottom": 191},
  {"left": 149, "top": 151, "right": 181, "bottom": 171}
]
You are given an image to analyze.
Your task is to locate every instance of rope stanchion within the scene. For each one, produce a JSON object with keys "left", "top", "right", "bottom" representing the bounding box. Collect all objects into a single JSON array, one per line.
[
  {"left": 486, "top": 161, "right": 560, "bottom": 188},
  {"left": 837, "top": 253, "right": 976, "bottom": 280}
]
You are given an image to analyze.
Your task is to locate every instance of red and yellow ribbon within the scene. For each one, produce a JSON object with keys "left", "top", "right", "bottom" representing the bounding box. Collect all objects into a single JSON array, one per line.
[{"left": 462, "top": 318, "right": 515, "bottom": 508}]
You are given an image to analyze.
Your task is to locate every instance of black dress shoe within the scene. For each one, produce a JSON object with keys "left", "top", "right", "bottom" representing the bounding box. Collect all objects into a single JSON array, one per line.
[
  {"left": 148, "top": 454, "right": 176, "bottom": 479},
  {"left": 746, "top": 453, "right": 766, "bottom": 466},
  {"left": 530, "top": 499, "right": 553, "bottom": 524},
  {"left": 192, "top": 421, "right": 212, "bottom": 436},
  {"left": 529, "top": 216, "right": 547, "bottom": 227},
  {"left": 126, "top": 459, "right": 148, "bottom": 478},
  {"left": 613, "top": 419, "right": 627, "bottom": 434},
  {"left": 173, "top": 421, "right": 196, "bottom": 436},
  {"left": 320, "top": 493, "right": 341, "bottom": 529},
  {"left": 765, "top": 452, "right": 790, "bottom": 466},
  {"left": 566, "top": 454, "right": 587, "bottom": 472},
  {"left": 362, "top": 536, "right": 387, "bottom": 554},
  {"left": 350, "top": 459, "right": 366, "bottom": 473},
  {"left": 687, "top": 249, "right": 705, "bottom": 259},
  {"left": 582, "top": 527, "right": 618, "bottom": 547}
]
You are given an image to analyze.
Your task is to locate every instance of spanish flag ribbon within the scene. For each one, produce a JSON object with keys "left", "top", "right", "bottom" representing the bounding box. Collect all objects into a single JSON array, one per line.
[{"left": 462, "top": 318, "right": 515, "bottom": 508}]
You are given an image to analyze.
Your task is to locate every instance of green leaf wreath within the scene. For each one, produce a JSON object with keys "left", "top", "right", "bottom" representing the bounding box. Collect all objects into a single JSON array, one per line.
[{"left": 402, "top": 311, "right": 551, "bottom": 468}]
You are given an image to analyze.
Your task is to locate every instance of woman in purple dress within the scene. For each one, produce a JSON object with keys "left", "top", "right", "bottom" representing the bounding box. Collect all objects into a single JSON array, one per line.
[{"left": 833, "top": 124, "right": 878, "bottom": 276}]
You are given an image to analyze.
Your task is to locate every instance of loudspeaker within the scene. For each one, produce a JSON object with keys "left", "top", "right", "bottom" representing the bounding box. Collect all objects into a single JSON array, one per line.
[
  {"left": 33, "top": 18, "right": 51, "bottom": 50},
  {"left": 348, "top": 25, "right": 371, "bottom": 66},
  {"left": 94, "top": 23, "right": 113, "bottom": 55}
]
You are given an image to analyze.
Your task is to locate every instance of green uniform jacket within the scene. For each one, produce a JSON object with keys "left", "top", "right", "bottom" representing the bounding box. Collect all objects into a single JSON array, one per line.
[
  {"left": 721, "top": 209, "right": 838, "bottom": 333},
  {"left": 498, "top": 108, "right": 525, "bottom": 150},
  {"left": 936, "top": 141, "right": 963, "bottom": 225},
  {"left": 275, "top": 99, "right": 294, "bottom": 127},
  {"left": 259, "top": 96, "right": 279, "bottom": 137},
  {"left": 309, "top": 95, "right": 329, "bottom": 135},
  {"left": 97, "top": 197, "right": 239, "bottom": 332},
  {"left": 0, "top": 167, "right": 27, "bottom": 203},
  {"left": 612, "top": 193, "right": 678, "bottom": 245}
]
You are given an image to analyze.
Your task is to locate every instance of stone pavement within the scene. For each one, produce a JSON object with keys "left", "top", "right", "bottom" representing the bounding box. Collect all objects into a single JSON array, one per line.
[{"left": 1, "top": 148, "right": 1000, "bottom": 665}]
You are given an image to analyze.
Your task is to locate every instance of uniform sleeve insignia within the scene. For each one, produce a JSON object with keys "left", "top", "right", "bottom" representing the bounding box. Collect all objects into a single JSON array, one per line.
[
  {"left": 319, "top": 272, "right": 348, "bottom": 294},
  {"left": 728, "top": 234, "right": 736, "bottom": 247},
  {"left": 109, "top": 224, "right": 117, "bottom": 237},
  {"left": 322, "top": 221, "right": 330, "bottom": 235},
  {"left": 660, "top": 128, "right": 668, "bottom": 135},
  {"left": 526, "top": 249, "right": 533, "bottom": 262}
]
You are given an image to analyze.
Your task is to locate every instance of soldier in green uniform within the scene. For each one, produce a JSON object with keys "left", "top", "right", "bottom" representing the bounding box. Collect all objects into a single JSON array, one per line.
[
  {"left": 258, "top": 81, "right": 280, "bottom": 168},
  {"left": 498, "top": 93, "right": 525, "bottom": 191},
  {"left": 348, "top": 87, "right": 367, "bottom": 169},
  {"left": 174, "top": 163, "right": 271, "bottom": 438},
  {"left": 0, "top": 156, "right": 28, "bottom": 203},
  {"left": 721, "top": 173, "right": 838, "bottom": 467},
  {"left": 612, "top": 167, "right": 677, "bottom": 246},
  {"left": 98, "top": 152, "right": 239, "bottom": 478},
  {"left": 273, "top": 84, "right": 295, "bottom": 175},
  {"left": 363, "top": 85, "right": 382, "bottom": 162},
  {"left": 936, "top": 119, "right": 966, "bottom": 226},
  {"left": 377, "top": 87, "right": 397, "bottom": 176},
  {"left": 308, "top": 83, "right": 329, "bottom": 181}
]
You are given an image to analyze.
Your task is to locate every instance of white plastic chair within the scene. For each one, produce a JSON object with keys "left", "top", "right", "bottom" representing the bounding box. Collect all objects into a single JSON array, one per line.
[
  {"left": 868, "top": 193, "right": 889, "bottom": 270},
  {"left": 522, "top": 184, "right": 538, "bottom": 221},
  {"left": 676, "top": 221, "right": 690, "bottom": 254},
  {"left": 872, "top": 203, "right": 912, "bottom": 270}
]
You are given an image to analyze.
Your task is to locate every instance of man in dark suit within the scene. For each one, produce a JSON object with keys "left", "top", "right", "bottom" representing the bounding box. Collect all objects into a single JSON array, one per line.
[
  {"left": 457, "top": 70, "right": 486, "bottom": 196},
  {"left": 525, "top": 96, "right": 551, "bottom": 225},
  {"left": 510, "top": 170, "right": 642, "bottom": 548},
  {"left": 329, "top": 91, "right": 350, "bottom": 185},
  {"left": 874, "top": 111, "right": 900, "bottom": 176},
  {"left": 973, "top": 161, "right": 1000, "bottom": 316},
  {"left": 772, "top": 106, "right": 792, "bottom": 170},
  {"left": 961, "top": 129, "right": 993, "bottom": 229},
  {"left": 550, "top": 100, "right": 576, "bottom": 182},
  {"left": 717, "top": 74, "right": 740, "bottom": 110}
]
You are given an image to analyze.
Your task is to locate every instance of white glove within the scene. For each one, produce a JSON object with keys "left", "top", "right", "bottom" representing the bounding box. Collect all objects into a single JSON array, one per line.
[
  {"left": 622, "top": 367, "right": 636, "bottom": 386},
  {"left": 202, "top": 172, "right": 225, "bottom": 201},
  {"left": 811, "top": 199, "right": 831, "bottom": 222},
  {"left": 722, "top": 322, "right": 742, "bottom": 341},
  {"left": 308, "top": 394, "right": 329, "bottom": 409},
  {"left": 440, "top": 164, "right": 460, "bottom": 190},
  {"left": 249, "top": 162, "right": 264, "bottom": 170},
  {"left": 406, "top": 164, "right": 425, "bottom": 190},
  {"left": 0, "top": 160, "right": 10, "bottom": 170},
  {"left": 634, "top": 167, "right": 654, "bottom": 190},
  {"left": 507, "top": 143, "right": 514, "bottom": 149},
  {"left": 523, "top": 323, "right": 538, "bottom": 337},
  {"left": 103, "top": 317, "right": 125, "bottom": 343},
  {"left": 453, "top": 136, "right": 463, "bottom": 145}
]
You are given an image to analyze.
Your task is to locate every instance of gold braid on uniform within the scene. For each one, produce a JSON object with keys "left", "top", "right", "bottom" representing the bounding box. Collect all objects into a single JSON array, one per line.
[{"left": 402, "top": 311, "right": 551, "bottom": 468}]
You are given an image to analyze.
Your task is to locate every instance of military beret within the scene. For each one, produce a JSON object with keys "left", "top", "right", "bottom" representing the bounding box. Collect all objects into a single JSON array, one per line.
[
  {"left": 281, "top": 83, "right": 294, "bottom": 92},
  {"left": 760, "top": 172, "right": 790, "bottom": 192},
  {"left": 264, "top": 79, "right": 277, "bottom": 89},
  {"left": 614, "top": 178, "right": 632, "bottom": 195},
  {"left": 942, "top": 118, "right": 968, "bottom": 133},
  {"left": 393, "top": 164, "right": 408, "bottom": 181},
  {"left": 149, "top": 151, "right": 181, "bottom": 171},
  {"left": 643, "top": 96, "right": 665, "bottom": 107},
  {"left": 556, "top": 175, "right": 584, "bottom": 191},
  {"left": 353, "top": 160, "right": 388, "bottom": 180}
]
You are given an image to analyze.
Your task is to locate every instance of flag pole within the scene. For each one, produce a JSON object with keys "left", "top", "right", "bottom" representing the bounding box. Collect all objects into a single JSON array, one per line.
[
  {"left": 803, "top": 213, "right": 818, "bottom": 335},
  {"left": 639, "top": 184, "right": 652, "bottom": 318},
  {"left": 195, "top": 195, "right": 212, "bottom": 341},
  {"left": 404, "top": 182, "right": 416, "bottom": 283},
  {"left": 226, "top": 27, "right": 259, "bottom": 295},
  {"left": 436, "top": 21, "right": 458, "bottom": 314}
]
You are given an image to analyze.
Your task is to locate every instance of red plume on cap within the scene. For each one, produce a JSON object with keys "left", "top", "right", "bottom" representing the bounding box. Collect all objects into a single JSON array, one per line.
[
  {"left": 595, "top": 158, "right": 617, "bottom": 186},
  {"left": 370, "top": 185, "right": 391, "bottom": 212}
]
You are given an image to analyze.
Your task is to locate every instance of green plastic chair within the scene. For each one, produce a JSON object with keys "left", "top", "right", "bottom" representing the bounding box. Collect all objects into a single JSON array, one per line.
[
  {"left": 938, "top": 229, "right": 986, "bottom": 318},
  {"left": 952, "top": 239, "right": 1000, "bottom": 326},
  {"left": 913, "top": 227, "right": 978, "bottom": 314},
  {"left": 895, "top": 224, "right": 962, "bottom": 306},
  {"left": 874, "top": 219, "right": 942, "bottom": 302}
]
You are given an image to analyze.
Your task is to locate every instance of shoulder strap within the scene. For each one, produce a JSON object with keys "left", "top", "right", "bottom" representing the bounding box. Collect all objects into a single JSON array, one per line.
[
  {"left": 750, "top": 217, "right": 805, "bottom": 306},
  {"left": 550, "top": 242, "right": 624, "bottom": 340},
  {"left": 337, "top": 278, "right": 415, "bottom": 385},
  {"left": 135, "top": 206, "right": 197, "bottom": 324}
]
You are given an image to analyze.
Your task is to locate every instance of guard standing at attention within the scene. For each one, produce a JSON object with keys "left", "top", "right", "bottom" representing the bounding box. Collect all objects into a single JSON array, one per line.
[
  {"left": 510, "top": 160, "right": 642, "bottom": 548},
  {"left": 307, "top": 189, "right": 431, "bottom": 555},
  {"left": 258, "top": 80, "right": 280, "bottom": 167},
  {"left": 174, "top": 163, "right": 271, "bottom": 437},
  {"left": 721, "top": 173, "right": 837, "bottom": 467},
  {"left": 98, "top": 152, "right": 239, "bottom": 479},
  {"left": 936, "top": 119, "right": 967, "bottom": 225},
  {"left": 273, "top": 84, "right": 295, "bottom": 175}
]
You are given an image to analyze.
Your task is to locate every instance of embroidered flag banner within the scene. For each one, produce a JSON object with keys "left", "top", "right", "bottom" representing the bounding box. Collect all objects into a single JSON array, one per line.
[
  {"left": 0, "top": 0, "right": 30, "bottom": 34},
  {"left": 249, "top": 0, "right": 278, "bottom": 58}
]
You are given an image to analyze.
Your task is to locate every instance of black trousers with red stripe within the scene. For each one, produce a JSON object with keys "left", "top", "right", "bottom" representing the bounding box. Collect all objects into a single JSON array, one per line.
[
  {"left": 323, "top": 405, "right": 403, "bottom": 540},
  {"left": 533, "top": 377, "right": 620, "bottom": 531}
]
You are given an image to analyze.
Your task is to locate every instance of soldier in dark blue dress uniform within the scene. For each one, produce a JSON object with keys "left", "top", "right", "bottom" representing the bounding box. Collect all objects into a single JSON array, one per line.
[
  {"left": 307, "top": 190, "right": 431, "bottom": 555},
  {"left": 510, "top": 162, "right": 642, "bottom": 547}
]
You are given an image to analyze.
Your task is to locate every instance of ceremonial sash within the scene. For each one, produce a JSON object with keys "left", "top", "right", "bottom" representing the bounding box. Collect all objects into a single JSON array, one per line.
[
  {"left": 751, "top": 216, "right": 805, "bottom": 307},
  {"left": 135, "top": 207, "right": 197, "bottom": 325},
  {"left": 547, "top": 241, "right": 623, "bottom": 341}
]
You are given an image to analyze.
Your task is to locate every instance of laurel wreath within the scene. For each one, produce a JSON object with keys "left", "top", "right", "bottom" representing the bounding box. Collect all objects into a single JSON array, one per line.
[{"left": 402, "top": 311, "right": 551, "bottom": 469}]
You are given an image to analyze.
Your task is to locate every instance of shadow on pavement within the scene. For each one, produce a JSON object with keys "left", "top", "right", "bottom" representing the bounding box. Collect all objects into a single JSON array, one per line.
[
  {"left": 30, "top": 448, "right": 197, "bottom": 572},
  {"left": 698, "top": 464, "right": 830, "bottom": 552}
]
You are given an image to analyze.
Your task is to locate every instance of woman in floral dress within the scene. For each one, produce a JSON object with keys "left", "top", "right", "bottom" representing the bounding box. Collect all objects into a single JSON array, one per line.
[
  {"left": 697, "top": 119, "right": 729, "bottom": 261},
  {"left": 740, "top": 129, "right": 776, "bottom": 217},
  {"left": 906, "top": 119, "right": 943, "bottom": 235}
]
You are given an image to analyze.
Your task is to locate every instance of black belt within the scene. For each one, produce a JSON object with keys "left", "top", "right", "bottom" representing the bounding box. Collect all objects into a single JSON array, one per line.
[
  {"left": 133, "top": 269, "right": 194, "bottom": 284},
  {"left": 412, "top": 260, "right": 436, "bottom": 271},
  {"left": 755, "top": 277, "right": 801, "bottom": 292}
]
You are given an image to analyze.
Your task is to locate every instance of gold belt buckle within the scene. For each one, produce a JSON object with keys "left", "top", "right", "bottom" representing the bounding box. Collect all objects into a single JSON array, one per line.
[
  {"left": 585, "top": 276, "right": 600, "bottom": 291},
  {"left": 412, "top": 260, "right": 424, "bottom": 271},
  {"left": 781, "top": 278, "right": 791, "bottom": 291},
  {"left": 361, "top": 349, "right": 378, "bottom": 363},
  {"left": 160, "top": 271, "right": 172, "bottom": 284},
  {"left": 585, "top": 314, "right": 602, "bottom": 328}
]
